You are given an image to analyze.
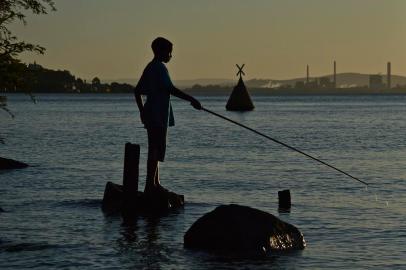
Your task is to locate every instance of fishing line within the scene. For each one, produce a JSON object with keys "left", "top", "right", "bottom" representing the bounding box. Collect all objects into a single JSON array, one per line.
[
  {"left": 201, "top": 107, "right": 391, "bottom": 207},
  {"left": 202, "top": 107, "right": 369, "bottom": 186}
]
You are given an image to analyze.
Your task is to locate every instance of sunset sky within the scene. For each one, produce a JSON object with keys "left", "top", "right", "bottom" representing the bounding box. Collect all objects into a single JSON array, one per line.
[{"left": 11, "top": 0, "right": 406, "bottom": 81}]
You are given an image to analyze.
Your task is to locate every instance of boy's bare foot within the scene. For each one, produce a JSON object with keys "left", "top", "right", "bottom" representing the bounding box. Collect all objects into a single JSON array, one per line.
[
  {"left": 144, "top": 184, "right": 157, "bottom": 194},
  {"left": 156, "top": 184, "right": 169, "bottom": 194},
  {"left": 144, "top": 184, "right": 170, "bottom": 196}
]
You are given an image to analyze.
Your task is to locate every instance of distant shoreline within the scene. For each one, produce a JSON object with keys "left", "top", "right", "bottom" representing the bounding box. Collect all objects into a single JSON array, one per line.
[
  {"left": 183, "top": 87, "right": 406, "bottom": 96},
  {"left": 4, "top": 63, "right": 405, "bottom": 96},
  {"left": 5, "top": 87, "right": 406, "bottom": 96}
]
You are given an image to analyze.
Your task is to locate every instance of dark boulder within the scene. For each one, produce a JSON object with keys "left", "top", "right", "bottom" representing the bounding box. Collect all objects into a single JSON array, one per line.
[
  {"left": 184, "top": 204, "right": 305, "bottom": 253},
  {"left": 0, "top": 157, "right": 28, "bottom": 170}
]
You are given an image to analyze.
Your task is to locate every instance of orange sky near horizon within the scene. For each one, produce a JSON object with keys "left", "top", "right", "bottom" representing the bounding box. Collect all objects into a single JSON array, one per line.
[{"left": 11, "top": 0, "right": 406, "bottom": 81}]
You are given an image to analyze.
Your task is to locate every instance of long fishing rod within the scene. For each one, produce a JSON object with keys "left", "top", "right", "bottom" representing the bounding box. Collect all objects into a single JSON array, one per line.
[{"left": 202, "top": 107, "right": 368, "bottom": 186}]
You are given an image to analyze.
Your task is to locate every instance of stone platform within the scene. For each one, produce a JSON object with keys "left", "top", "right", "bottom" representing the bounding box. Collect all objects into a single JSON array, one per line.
[
  {"left": 102, "top": 181, "right": 184, "bottom": 215},
  {"left": 101, "top": 143, "right": 184, "bottom": 216}
]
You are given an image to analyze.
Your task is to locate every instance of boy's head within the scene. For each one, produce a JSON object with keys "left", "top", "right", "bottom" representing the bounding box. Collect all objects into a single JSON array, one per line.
[{"left": 151, "top": 37, "right": 173, "bottom": 63}]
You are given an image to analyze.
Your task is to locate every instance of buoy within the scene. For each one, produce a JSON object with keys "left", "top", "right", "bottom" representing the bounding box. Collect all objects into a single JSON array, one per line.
[{"left": 226, "top": 64, "right": 255, "bottom": 111}]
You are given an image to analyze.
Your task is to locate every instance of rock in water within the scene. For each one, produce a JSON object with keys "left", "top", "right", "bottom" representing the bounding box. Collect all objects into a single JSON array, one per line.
[
  {"left": 184, "top": 204, "right": 305, "bottom": 253},
  {"left": 101, "top": 181, "right": 184, "bottom": 215},
  {"left": 0, "top": 157, "right": 28, "bottom": 170},
  {"left": 102, "top": 181, "right": 124, "bottom": 213}
]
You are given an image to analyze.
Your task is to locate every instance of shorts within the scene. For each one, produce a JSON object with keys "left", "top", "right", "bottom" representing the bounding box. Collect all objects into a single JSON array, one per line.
[{"left": 147, "top": 126, "right": 167, "bottom": 162}]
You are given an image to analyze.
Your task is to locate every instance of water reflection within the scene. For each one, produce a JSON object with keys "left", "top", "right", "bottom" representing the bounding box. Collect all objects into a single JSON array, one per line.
[{"left": 113, "top": 214, "right": 174, "bottom": 269}]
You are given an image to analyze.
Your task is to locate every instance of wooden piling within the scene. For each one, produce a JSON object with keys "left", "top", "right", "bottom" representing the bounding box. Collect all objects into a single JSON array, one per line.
[
  {"left": 278, "top": 189, "right": 291, "bottom": 211},
  {"left": 123, "top": 143, "right": 140, "bottom": 203}
]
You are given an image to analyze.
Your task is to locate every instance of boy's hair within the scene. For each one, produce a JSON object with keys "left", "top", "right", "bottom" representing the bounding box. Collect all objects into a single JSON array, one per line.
[{"left": 151, "top": 37, "right": 173, "bottom": 55}]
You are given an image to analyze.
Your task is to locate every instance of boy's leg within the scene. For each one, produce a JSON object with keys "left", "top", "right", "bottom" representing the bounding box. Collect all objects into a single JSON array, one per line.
[
  {"left": 145, "top": 159, "right": 158, "bottom": 193},
  {"left": 154, "top": 162, "right": 160, "bottom": 186},
  {"left": 154, "top": 163, "right": 168, "bottom": 192},
  {"left": 146, "top": 126, "right": 167, "bottom": 193}
]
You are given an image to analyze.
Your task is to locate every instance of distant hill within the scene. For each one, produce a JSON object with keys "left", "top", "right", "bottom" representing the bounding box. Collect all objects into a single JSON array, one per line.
[
  {"left": 104, "top": 73, "right": 406, "bottom": 88},
  {"left": 267, "top": 73, "right": 406, "bottom": 88}
]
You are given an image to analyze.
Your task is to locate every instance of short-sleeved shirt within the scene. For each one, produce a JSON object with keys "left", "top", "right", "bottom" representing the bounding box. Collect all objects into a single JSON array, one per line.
[{"left": 134, "top": 59, "right": 175, "bottom": 128}]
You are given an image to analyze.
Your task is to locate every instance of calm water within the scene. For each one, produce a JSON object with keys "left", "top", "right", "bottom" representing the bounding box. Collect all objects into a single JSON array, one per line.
[{"left": 1, "top": 94, "right": 405, "bottom": 269}]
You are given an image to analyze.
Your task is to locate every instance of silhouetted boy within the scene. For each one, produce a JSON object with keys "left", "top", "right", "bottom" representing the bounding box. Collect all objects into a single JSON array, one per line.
[{"left": 134, "top": 37, "right": 201, "bottom": 194}]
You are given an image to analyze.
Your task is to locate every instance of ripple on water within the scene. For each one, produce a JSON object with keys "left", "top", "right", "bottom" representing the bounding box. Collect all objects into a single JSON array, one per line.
[
  {"left": 53, "top": 199, "right": 102, "bottom": 209},
  {"left": 1, "top": 94, "right": 405, "bottom": 269},
  {"left": 0, "top": 242, "right": 61, "bottom": 252}
]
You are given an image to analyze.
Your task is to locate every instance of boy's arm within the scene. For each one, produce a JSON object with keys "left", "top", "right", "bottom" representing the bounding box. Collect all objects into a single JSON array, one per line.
[
  {"left": 134, "top": 86, "right": 145, "bottom": 124},
  {"left": 170, "top": 86, "right": 202, "bottom": 110}
]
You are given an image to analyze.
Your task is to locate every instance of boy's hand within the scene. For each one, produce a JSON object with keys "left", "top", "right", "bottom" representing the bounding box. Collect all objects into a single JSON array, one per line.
[{"left": 190, "top": 98, "right": 202, "bottom": 110}]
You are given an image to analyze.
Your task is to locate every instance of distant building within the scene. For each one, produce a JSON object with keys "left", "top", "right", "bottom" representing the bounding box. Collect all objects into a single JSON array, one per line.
[
  {"left": 387, "top": 62, "right": 391, "bottom": 89},
  {"left": 295, "top": 81, "right": 305, "bottom": 89},
  {"left": 28, "top": 61, "right": 43, "bottom": 71},
  {"left": 319, "top": 77, "right": 335, "bottom": 88},
  {"left": 305, "top": 80, "right": 319, "bottom": 89},
  {"left": 369, "top": 75, "right": 385, "bottom": 89},
  {"left": 303, "top": 64, "right": 319, "bottom": 89},
  {"left": 306, "top": 65, "right": 309, "bottom": 83}
]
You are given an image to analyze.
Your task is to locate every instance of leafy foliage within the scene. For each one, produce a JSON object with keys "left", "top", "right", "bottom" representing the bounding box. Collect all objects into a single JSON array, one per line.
[
  {"left": 1, "top": 0, "right": 55, "bottom": 144},
  {"left": 1, "top": 0, "right": 55, "bottom": 93},
  {"left": 0, "top": 54, "right": 27, "bottom": 88},
  {"left": 0, "top": 0, "right": 56, "bottom": 59}
]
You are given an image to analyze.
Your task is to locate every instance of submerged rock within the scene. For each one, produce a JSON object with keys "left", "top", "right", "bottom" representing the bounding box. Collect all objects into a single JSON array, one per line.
[
  {"left": 0, "top": 157, "right": 28, "bottom": 170},
  {"left": 184, "top": 204, "right": 305, "bottom": 253}
]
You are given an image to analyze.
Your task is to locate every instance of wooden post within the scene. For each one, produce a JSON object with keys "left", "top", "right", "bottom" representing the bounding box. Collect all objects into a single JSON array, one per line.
[
  {"left": 123, "top": 143, "right": 140, "bottom": 202},
  {"left": 278, "top": 189, "right": 291, "bottom": 211}
]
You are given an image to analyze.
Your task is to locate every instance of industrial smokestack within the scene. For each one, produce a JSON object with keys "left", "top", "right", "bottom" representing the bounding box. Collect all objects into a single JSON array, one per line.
[
  {"left": 306, "top": 65, "right": 309, "bottom": 83},
  {"left": 334, "top": 61, "right": 337, "bottom": 88},
  {"left": 387, "top": 62, "right": 391, "bottom": 89}
]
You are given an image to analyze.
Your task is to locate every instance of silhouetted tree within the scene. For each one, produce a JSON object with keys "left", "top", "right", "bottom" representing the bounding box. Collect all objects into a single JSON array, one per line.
[
  {"left": 92, "top": 77, "right": 101, "bottom": 85},
  {"left": 0, "top": 0, "right": 56, "bottom": 60},
  {"left": 0, "top": 0, "right": 55, "bottom": 93},
  {"left": 1, "top": 0, "right": 55, "bottom": 144},
  {"left": 0, "top": 55, "right": 27, "bottom": 91}
]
